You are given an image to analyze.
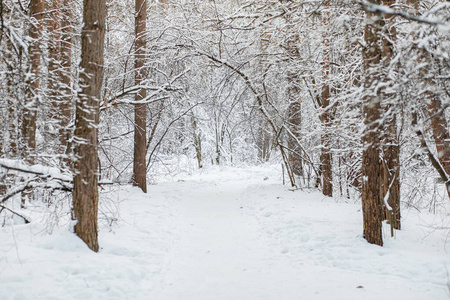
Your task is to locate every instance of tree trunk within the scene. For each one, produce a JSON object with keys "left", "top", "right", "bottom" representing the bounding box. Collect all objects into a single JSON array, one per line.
[
  {"left": 285, "top": 28, "right": 303, "bottom": 177},
  {"left": 321, "top": 84, "right": 333, "bottom": 197},
  {"left": 361, "top": 1, "right": 384, "bottom": 246},
  {"left": 191, "top": 113, "right": 203, "bottom": 169},
  {"left": 321, "top": 0, "right": 332, "bottom": 197},
  {"left": 59, "top": 0, "right": 73, "bottom": 155},
  {"left": 72, "top": 0, "right": 106, "bottom": 252},
  {"left": 287, "top": 98, "right": 303, "bottom": 176},
  {"left": 47, "top": 0, "right": 61, "bottom": 146},
  {"left": 4, "top": 26, "right": 19, "bottom": 157},
  {"left": 380, "top": 0, "right": 400, "bottom": 229},
  {"left": 47, "top": 0, "right": 73, "bottom": 156},
  {"left": 22, "top": 0, "right": 44, "bottom": 163},
  {"left": 132, "top": 0, "right": 147, "bottom": 193}
]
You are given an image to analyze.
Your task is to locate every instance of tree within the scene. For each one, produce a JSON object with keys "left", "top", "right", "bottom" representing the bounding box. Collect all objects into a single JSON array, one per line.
[
  {"left": 320, "top": 0, "right": 333, "bottom": 197},
  {"left": 59, "top": 0, "right": 74, "bottom": 155},
  {"left": 361, "top": 0, "right": 384, "bottom": 246},
  {"left": 379, "top": 0, "right": 400, "bottom": 231},
  {"left": 132, "top": 0, "right": 148, "bottom": 193},
  {"left": 22, "top": 0, "right": 44, "bottom": 163},
  {"left": 46, "top": 0, "right": 73, "bottom": 157},
  {"left": 72, "top": 0, "right": 106, "bottom": 252}
]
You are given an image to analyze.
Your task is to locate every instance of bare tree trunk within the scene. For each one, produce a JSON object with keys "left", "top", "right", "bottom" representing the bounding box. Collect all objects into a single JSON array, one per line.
[
  {"left": 285, "top": 28, "right": 303, "bottom": 177},
  {"left": 47, "top": 0, "right": 73, "bottom": 157},
  {"left": 258, "top": 116, "right": 271, "bottom": 162},
  {"left": 47, "top": 0, "right": 61, "bottom": 145},
  {"left": 22, "top": 0, "right": 44, "bottom": 163},
  {"left": 380, "top": 0, "right": 400, "bottom": 230},
  {"left": 190, "top": 113, "right": 203, "bottom": 169},
  {"left": 321, "top": 0, "right": 332, "bottom": 197},
  {"left": 321, "top": 85, "right": 333, "bottom": 197},
  {"left": 361, "top": 1, "right": 384, "bottom": 246},
  {"left": 287, "top": 98, "right": 303, "bottom": 176},
  {"left": 382, "top": 115, "right": 401, "bottom": 229},
  {"left": 72, "top": 0, "right": 106, "bottom": 252},
  {"left": 5, "top": 42, "right": 18, "bottom": 157},
  {"left": 59, "top": 0, "right": 73, "bottom": 155},
  {"left": 132, "top": 0, "right": 147, "bottom": 193}
]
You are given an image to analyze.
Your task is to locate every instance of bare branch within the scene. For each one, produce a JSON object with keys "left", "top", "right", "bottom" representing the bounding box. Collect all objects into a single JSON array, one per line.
[{"left": 353, "top": 0, "right": 450, "bottom": 27}]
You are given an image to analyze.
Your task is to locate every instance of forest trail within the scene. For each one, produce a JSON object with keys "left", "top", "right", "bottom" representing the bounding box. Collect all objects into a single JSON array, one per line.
[
  {"left": 152, "top": 179, "right": 303, "bottom": 300},
  {"left": 1, "top": 166, "right": 449, "bottom": 300},
  {"left": 145, "top": 166, "right": 450, "bottom": 300}
]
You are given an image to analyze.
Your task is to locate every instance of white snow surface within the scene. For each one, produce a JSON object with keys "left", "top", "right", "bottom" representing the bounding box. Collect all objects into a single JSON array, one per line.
[{"left": 1, "top": 165, "right": 450, "bottom": 300}]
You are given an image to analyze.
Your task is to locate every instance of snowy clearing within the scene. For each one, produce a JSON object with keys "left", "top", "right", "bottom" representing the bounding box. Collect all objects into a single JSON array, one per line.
[{"left": 1, "top": 165, "right": 450, "bottom": 300}]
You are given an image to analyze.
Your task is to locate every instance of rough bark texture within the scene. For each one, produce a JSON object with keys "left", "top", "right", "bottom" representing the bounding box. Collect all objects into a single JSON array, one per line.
[
  {"left": 47, "top": 0, "right": 73, "bottom": 155},
  {"left": 361, "top": 2, "right": 384, "bottom": 247},
  {"left": 285, "top": 30, "right": 303, "bottom": 177},
  {"left": 59, "top": 0, "right": 73, "bottom": 154},
  {"left": 47, "top": 0, "right": 62, "bottom": 145},
  {"left": 132, "top": 0, "right": 147, "bottom": 193},
  {"left": 72, "top": 0, "right": 106, "bottom": 252},
  {"left": 321, "top": 0, "right": 332, "bottom": 197},
  {"left": 380, "top": 0, "right": 400, "bottom": 229},
  {"left": 321, "top": 84, "right": 333, "bottom": 197},
  {"left": 22, "top": 0, "right": 44, "bottom": 163},
  {"left": 4, "top": 5, "right": 18, "bottom": 158},
  {"left": 287, "top": 98, "right": 303, "bottom": 176},
  {"left": 382, "top": 115, "right": 401, "bottom": 229}
]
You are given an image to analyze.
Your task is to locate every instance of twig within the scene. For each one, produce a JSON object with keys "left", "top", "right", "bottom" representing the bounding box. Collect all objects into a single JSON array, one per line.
[
  {"left": 353, "top": 0, "right": 450, "bottom": 27},
  {"left": 0, "top": 204, "right": 30, "bottom": 223}
]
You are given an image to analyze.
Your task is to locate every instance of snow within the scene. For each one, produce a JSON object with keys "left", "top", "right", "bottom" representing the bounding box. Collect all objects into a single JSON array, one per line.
[{"left": 1, "top": 165, "right": 450, "bottom": 299}]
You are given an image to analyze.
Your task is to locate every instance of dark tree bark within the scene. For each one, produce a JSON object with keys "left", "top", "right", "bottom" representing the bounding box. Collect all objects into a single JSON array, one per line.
[
  {"left": 287, "top": 98, "right": 303, "bottom": 176},
  {"left": 361, "top": 0, "right": 384, "bottom": 247},
  {"left": 72, "top": 0, "right": 106, "bottom": 252},
  {"left": 381, "top": 114, "right": 401, "bottom": 230},
  {"left": 320, "top": 84, "right": 333, "bottom": 197},
  {"left": 47, "top": 0, "right": 73, "bottom": 156},
  {"left": 47, "top": 0, "right": 62, "bottom": 145},
  {"left": 380, "top": 0, "right": 400, "bottom": 230},
  {"left": 4, "top": 8, "right": 19, "bottom": 158},
  {"left": 22, "top": 0, "right": 44, "bottom": 163},
  {"left": 132, "top": 0, "right": 147, "bottom": 193},
  {"left": 321, "top": 0, "right": 332, "bottom": 197},
  {"left": 284, "top": 26, "right": 303, "bottom": 177},
  {"left": 59, "top": 0, "right": 74, "bottom": 154}
]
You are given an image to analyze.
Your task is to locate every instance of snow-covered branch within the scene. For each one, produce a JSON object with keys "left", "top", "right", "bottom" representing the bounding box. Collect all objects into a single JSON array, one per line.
[{"left": 353, "top": 0, "right": 450, "bottom": 28}]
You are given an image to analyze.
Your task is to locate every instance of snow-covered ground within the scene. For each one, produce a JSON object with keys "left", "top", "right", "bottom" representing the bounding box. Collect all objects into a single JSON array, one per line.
[{"left": 1, "top": 165, "right": 450, "bottom": 299}]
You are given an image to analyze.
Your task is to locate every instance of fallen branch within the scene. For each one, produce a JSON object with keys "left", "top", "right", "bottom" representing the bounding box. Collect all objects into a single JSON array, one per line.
[{"left": 0, "top": 205, "right": 31, "bottom": 224}]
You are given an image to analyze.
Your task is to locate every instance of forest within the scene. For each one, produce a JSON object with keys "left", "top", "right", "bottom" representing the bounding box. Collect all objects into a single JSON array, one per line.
[{"left": 0, "top": 0, "right": 450, "bottom": 298}]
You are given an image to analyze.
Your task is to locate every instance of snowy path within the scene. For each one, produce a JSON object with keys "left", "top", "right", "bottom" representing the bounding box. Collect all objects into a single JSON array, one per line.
[
  {"left": 1, "top": 165, "right": 450, "bottom": 300},
  {"left": 153, "top": 181, "right": 304, "bottom": 299}
]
